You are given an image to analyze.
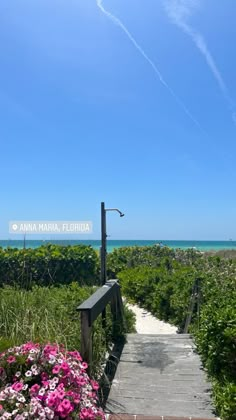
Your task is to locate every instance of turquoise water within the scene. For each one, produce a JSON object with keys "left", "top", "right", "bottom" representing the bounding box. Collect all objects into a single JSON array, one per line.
[{"left": 0, "top": 239, "right": 236, "bottom": 252}]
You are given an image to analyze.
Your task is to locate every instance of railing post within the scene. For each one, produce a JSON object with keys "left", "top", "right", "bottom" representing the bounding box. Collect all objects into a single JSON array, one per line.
[
  {"left": 77, "top": 280, "right": 125, "bottom": 373},
  {"left": 184, "top": 278, "right": 199, "bottom": 333},
  {"left": 80, "top": 311, "right": 92, "bottom": 374},
  {"left": 110, "top": 282, "right": 125, "bottom": 337}
]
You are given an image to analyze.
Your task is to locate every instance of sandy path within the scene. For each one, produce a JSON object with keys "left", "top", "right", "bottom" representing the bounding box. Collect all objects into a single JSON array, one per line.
[{"left": 127, "top": 303, "right": 177, "bottom": 334}]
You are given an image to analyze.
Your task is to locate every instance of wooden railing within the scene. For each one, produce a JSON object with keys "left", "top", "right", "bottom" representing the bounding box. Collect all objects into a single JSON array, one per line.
[
  {"left": 183, "top": 277, "right": 201, "bottom": 333},
  {"left": 77, "top": 280, "right": 124, "bottom": 372}
]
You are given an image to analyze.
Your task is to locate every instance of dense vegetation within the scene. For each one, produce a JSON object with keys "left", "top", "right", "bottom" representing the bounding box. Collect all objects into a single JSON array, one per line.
[
  {"left": 0, "top": 243, "right": 235, "bottom": 417},
  {"left": 0, "top": 244, "right": 99, "bottom": 288},
  {"left": 107, "top": 245, "right": 236, "bottom": 420},
  {"left": 0, "top": 283, "right": 135, "bottom": 377},
  {"left": 0, "top": 245, "right": 135, "bottom": 379}
]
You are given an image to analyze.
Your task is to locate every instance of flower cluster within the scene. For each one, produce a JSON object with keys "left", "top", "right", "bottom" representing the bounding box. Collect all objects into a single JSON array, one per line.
[{"left": 0, "top": 343, "right": 105, "bottom": 419}]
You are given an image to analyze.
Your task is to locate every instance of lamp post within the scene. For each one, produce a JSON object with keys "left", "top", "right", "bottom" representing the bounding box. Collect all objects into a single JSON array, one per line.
[{"left": 100, "top": 202, "right": 124, "bottom": 285}]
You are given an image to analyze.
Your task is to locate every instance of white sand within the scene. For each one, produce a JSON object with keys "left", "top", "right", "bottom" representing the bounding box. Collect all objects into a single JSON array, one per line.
[{"left": 127, "top": 303, "right": 177, "bottom": 334}]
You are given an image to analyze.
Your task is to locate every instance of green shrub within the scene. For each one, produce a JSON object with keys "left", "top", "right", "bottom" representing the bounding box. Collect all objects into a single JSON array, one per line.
[
  {"left": 212, "top": 380, "right": 236, "bottom": 420},
  {"left": 118, "top": 264, "right": 195, "bottom": 328},
  {"left": 107, "top": 245, "right": 202, "bottom": 279},
  {"left": 0, "top": 283, "right": 135, "bottom": 376},
  {"left": 117, "top": 250, "right": 236, "bottom": 419},
  {"left": 193, "top": 272, "right": 236, "bottom": 419},
  {"left": 0, "top": 244, "right": 99, "bottom": 288}
]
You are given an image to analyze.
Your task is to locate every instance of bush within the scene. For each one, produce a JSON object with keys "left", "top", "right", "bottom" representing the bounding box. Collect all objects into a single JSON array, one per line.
[
  {"left": 107, "top": 245, "right": 202, "bottom": 279},
  {"left": 0, "top": 245, "right": 99, "bottom": 288},
  {"left": 0, "top": 342, "right": 105, "bottom": 419},
  {"left": 0, "top": 283, "right": 136, "bottom": 378},
  {"left": 118, "top": 264, "right": 196, "bottom": 328},
  {"left": 117, "top": 249, "right": 236, "bottom": 420},
  {"left": 194, "top": 273, "right": 236, "bottom": 419}
]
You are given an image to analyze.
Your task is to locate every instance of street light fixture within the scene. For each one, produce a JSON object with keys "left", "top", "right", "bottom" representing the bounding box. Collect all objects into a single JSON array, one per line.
[{"left": 100, "top": 202, "right": 125, "bottom": 285}]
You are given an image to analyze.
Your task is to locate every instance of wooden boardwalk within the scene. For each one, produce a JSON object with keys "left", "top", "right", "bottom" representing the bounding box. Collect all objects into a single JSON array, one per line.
[{"left": 105, "top": 334, "right": 216, "bottom": 419}]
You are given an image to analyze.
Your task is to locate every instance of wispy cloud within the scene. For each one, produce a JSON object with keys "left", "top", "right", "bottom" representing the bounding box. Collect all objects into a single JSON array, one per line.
[
  {"left": 96, "top": 0, "right": 203, "bottom": 131},
  {"left": 163, "top": 0, "right": 235, "bottom": 123}
]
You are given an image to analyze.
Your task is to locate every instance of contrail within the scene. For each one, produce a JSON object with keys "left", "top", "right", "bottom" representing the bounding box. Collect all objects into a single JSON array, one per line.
[
  {"left": 96, "top": 0, "right": 203, "bottom": 131},
  {"left": 163, "top": 0, "right": 236, "bottom": 124}
]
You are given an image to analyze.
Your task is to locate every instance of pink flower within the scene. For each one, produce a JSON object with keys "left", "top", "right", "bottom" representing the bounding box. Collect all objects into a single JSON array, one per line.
[
  {"left": 0, "top": 341, "right": 105, "bottom": 419},
  {"left": 30, "top": 383, "right": 40, "bottom": 395},
  {"left": 68, "top": 351, "right": 82, "bottom": 361},
  {"left": 12, "top": 381, "right": 23, "bottom": 392},
  {"left": 43, "top": 344, "right": 58, "bottom": 358},
  {"left": 52, "top": 364, "right": 60, "bottom": 374},
  {"left": 42, "top": 380, "right": 49, "bottom": 388},
  {"left": 7, "top": 355, "right": 16, "bottom": 364},
  {"left": 47, "top": 395, "right": 57, "bottom": 408},
  {"left": 22, "top": 342, "right": 38, "bottom": 352},
  {"left": 60, "top": 362, "right": 70, "bottom": 373},
  {"left": 81, "top": 361, "right": 88, "bottom": 370},
  {"left": 57, "top": 383, "right": 65, "bottom": 391},
  {"left": 80, "top": 407, "right": 96, "bottom": 419},
  {"left": 57, "top": 399, "right": 74, "bottom": 417},
  {"left": 66, "top": 390, "right": 73, "bottom": 396},
  {"left": 77, "top": 377, "right": 87, "bottom": 386},
  {"left": 91, "top": 380, "right": 99, "bottom": 391},
  {"left": 41, "top": 372, "right": 49, "bottom": 381},
  {"left": 72, "top": 393, "right": 81, "bottom": 404},
  {"left": 57, "top": 390, "right": 65, "bottom": 399}
]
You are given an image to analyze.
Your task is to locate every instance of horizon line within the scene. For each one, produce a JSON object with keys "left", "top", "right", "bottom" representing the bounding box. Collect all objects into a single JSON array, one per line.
[{"left": 0, "top": 238, "right": 234, "bottom": 242}]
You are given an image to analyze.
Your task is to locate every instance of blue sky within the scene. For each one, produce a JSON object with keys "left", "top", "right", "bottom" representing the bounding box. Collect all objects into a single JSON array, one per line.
[{"left": 0, "top": 0, "right": 236, "bottom": 240}]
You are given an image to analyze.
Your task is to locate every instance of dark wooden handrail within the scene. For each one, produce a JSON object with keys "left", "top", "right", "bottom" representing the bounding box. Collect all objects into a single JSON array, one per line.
[{"left": 77, "top": 279, "right": 124, "bottom": 371}]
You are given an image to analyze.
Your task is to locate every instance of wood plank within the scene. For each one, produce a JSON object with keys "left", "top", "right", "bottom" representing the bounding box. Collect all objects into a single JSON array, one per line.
[
  {"left": 77, "top": 280, "right": 120, "bottom": 325},
  {"left": 105, "top": 334, "right": 216, "bottom": 418}
]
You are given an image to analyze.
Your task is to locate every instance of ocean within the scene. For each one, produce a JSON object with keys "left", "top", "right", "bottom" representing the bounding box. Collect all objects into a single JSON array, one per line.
[{"left": 0, "top": 239, "right": 236, "bottom": 252}]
